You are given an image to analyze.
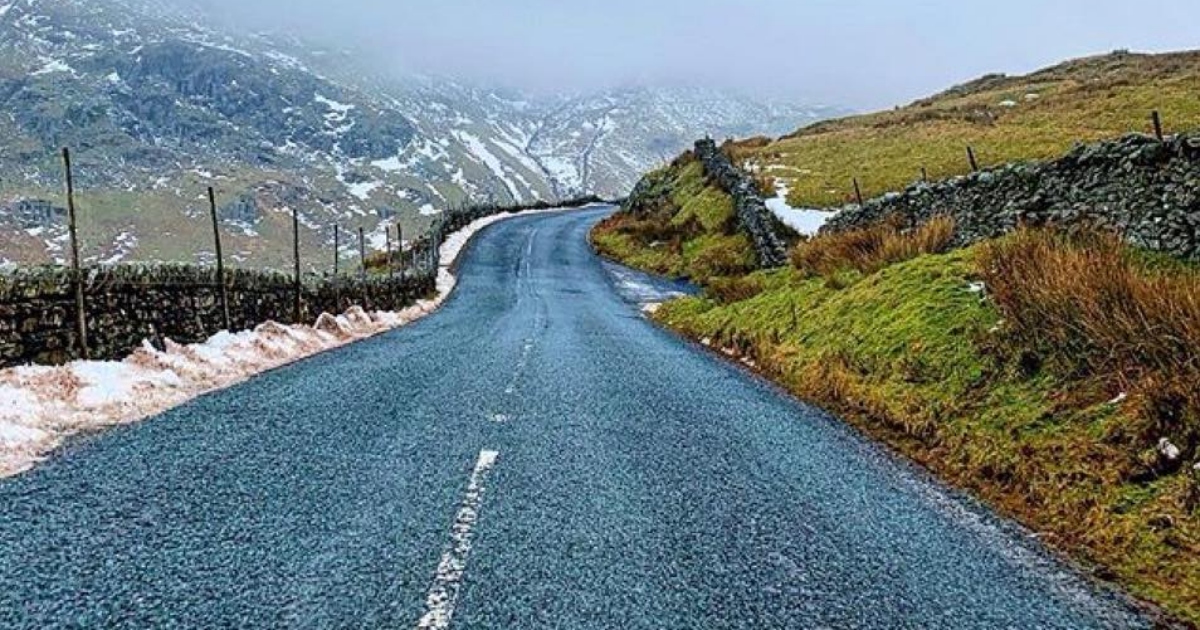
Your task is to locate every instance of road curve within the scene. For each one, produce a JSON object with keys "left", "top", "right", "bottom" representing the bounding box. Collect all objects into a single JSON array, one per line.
[{"left": 0, "top": 207, "right": 1148, "bottom": 628}]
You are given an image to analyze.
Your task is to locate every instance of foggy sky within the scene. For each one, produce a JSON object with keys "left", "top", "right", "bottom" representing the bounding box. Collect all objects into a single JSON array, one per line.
[{"left": 191, "top": 0, "right": 1198, "bottom": 110}]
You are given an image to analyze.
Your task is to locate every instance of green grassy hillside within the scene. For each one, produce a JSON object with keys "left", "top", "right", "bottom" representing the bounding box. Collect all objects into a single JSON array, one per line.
[
  {"left": 734, "top": 50, "right": 1200, "bottom": 208},
  {"left": 592, "top": 49, "right": 1200, "bottom": 624},
  {"left": 592, "top": 156, "right": 757, "bottom": 285}
]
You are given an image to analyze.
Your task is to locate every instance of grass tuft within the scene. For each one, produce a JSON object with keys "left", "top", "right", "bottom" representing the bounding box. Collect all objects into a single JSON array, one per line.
[
  {"left": 979, "top": 228, "right": 1200, "bottom": 464},
  {"left": 791, "top": 215, "right": 956, "bottom": 278}
]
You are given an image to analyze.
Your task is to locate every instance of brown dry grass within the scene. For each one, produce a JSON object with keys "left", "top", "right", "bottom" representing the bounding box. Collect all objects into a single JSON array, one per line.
[
  {"left": 979, "top": 229, "right": 1200, "bottom": 468},
  {"left": 791, "top": 215, "right": 956, "bottom": 277}
]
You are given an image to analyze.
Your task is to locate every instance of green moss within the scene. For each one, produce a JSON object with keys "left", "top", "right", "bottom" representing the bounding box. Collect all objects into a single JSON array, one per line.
[
  {"left": 673, "top": 182, "right": 734, "bottom": 233},
  {"left": 668, "top": 161, "right": 708, "bottom": 208},
  {"left": 662, "top": 249, "right": 989, "bottom": 389}
]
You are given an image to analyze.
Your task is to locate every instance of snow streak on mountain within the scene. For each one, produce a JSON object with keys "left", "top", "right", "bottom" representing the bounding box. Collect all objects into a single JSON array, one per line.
[{"left": 0, "top": 0, "right": 840, "bottom": 269}]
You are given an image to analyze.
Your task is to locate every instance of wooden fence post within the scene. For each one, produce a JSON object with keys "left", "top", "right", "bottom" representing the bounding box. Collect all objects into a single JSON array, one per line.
[
  {"left": 921, "top": 166, "right": 929, "bottom": 182},
  {"left": 62, "top": 147, "right": 89, "bottom": 360},
  {"left": 1152, "top": 110, "right": 1164, "bottom": 141},
  {"left": 397, "top": 224, "right": 404, "bottom": 274},
  {"left": 333, "top": 224, "right": 341, "bottom": 312},
  {"left": 386, "top": 225, "right": 395, "bottom": 280},
  {"left": 432, "top": 221, "right": 440, "bottom": 270},
  {"left": 852, "top": 178, "right": 865, "bottom": 207},
  {"left": 967, "top": 146, "right": 980, "bottom": 172},
  {"left": 207, "top": 187, "right": 231, "bottom": 331},
  {"left": 358, "top": 227, "right": 366, "bottom": 279},
  {"left": 292, "top": 207, "right": 301, "bottom": 324}
]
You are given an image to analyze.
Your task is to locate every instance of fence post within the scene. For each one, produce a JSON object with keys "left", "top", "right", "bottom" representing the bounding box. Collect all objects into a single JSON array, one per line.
[
  {"left": 397, "top": 224, "right": 404, "bottom": 275},
  {"left": 437, "top": 221, "right": 442, "bottom": 270},
  {"left": 333, "top": 224, "right": 341, "bottom": 312},
  {"left": 386, "top": 225, "right": 395, "bottom": 280},
  {"left": 432, "top": 221, "right": 439, "bottom": 271},
  {"left": 921, "top": 166, "right": 929, "bottom": 182},
  {"left": 852, "top": 178, "right": 865, "bottom": 207},
  {"left": 967, "top": 146, "right": 980, "bottom": 172},
  {"left": 207, "top": 187, "right": 231, "bottom": 331},
  {"left": 358, "top": 227, "right": 366, "bottom": 279},
  {"left": 62, "top": 147, "right": 89, "bottom": 360},
  {"left": 292, "top": 207, "right": 301, "bottom": 324},
  {"left": 1152, "top": 110, "right": 1164, "bottom": 141}
]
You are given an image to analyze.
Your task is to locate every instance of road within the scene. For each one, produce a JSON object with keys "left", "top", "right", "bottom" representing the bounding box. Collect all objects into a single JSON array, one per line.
[{"left": 0, "top": 206, "right": 1149, "bottom": 628}]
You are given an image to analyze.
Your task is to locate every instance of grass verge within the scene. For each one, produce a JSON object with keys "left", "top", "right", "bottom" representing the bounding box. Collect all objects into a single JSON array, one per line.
[{"left": 605, "top": 215, "right": 1200, "bottom": 623}]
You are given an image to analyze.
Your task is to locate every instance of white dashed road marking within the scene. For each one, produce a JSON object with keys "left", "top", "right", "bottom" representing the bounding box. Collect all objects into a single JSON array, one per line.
[{"left": 416, "top": 450, "right": 500, "bottom": 630}]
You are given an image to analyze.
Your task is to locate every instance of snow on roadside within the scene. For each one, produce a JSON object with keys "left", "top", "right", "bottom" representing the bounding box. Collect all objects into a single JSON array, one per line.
[
  {"left": 0, "top": 206, "right": 577, "bottom": 478},
  {"left": 765, "top": 179, "right": 836, "bottom": 237}
]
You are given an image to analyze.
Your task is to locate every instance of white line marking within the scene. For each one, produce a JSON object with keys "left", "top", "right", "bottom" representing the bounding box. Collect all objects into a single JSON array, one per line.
[
  {"left": 416, "top": 450, "right": 500, "bottom": 630},
  {"left": 523, "top": 229, "right": 537, "bottom": 280},
  {"left": 504, "top": 338, "right": 536, "bottom": 396}
]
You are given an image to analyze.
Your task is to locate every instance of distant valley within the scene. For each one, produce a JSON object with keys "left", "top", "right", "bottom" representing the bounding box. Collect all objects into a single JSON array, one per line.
[{"left": 0, "top": 0, "right": 841, "bottom": 270}]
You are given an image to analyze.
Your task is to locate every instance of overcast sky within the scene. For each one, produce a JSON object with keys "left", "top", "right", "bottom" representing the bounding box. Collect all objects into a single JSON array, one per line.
[{"left": 191, "top": 0, "right": 1197, "bottom": 110}]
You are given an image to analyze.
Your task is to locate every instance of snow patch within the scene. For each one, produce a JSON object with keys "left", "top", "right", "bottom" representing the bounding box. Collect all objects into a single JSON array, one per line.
[
  {"left": 453, "top": 130, "right": 524, "bottom": 202},
  {"left": 31, "top": 58, "right": 73, "bottom": 76},
  {"left": 765, "top": 179, "right": 835, "bottom": 236}
]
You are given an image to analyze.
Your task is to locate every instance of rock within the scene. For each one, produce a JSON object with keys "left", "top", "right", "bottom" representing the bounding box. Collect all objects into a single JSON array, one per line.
[{"left": 1158, "top": 437, "right": 1182, "bottom": 463}]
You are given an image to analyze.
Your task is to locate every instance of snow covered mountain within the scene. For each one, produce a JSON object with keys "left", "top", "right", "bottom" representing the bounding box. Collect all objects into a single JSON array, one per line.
[{"left": 0, "top": 0, "right": 840, "bottom": 269}]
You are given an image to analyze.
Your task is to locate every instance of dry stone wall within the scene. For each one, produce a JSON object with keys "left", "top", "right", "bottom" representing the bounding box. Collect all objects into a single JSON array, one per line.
[
  {"left": 685, "top": 132, "right": 1200, "bottom": 268},
  {"left": 0, "top": 265, "right": 435, "bottom": 367},
  {"left": 823, "top": 132, "right": 1200, "bottom": 259},
  {"left": 693, "top": 139, "right": 790, "bottom": 267}
]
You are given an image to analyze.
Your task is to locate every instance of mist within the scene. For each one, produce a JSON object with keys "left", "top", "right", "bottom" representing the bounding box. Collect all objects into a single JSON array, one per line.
[{"left": 190, "top": 0, "right": 1197, "bottom": 110}]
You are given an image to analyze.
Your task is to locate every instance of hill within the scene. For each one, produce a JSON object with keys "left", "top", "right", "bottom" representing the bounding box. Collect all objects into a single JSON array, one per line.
[
  {"left": 0, "top": 0, "right": 840, "bottom": 270},
  {"left": 733, "top": 50, "right": 1200, "bottom": 209},
  {"left": 593, "top": 50, "right": 1200, "bottom": 625}
]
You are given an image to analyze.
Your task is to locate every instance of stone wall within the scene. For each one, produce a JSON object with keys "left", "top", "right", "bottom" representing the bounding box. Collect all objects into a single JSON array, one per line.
[
  {"left": 693, "top": 139, "right": 790, "bottom": 267},
  {"left": 0, "top": 265, "right": 435, "bottom": 367},
  {"left": 823, "top": 132, "right": 1200, "bottom": 259}
]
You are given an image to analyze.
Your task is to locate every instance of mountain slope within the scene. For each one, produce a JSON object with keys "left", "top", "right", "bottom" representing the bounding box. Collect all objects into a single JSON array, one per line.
[
  {"left": 731, "top": 50, "right": 1200, "bottom": 209},
  {"left": 0, "top": 0, "right": 840, "bottom": 269}
]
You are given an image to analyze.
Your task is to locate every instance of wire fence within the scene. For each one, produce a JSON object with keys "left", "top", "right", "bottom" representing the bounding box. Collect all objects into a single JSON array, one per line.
[{"left": 3, "top": 147, "right": 608, "bottom": 363}]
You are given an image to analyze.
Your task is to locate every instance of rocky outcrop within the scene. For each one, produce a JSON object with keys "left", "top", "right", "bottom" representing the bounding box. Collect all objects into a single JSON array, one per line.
[
  {"left": 0, "top": 265, "right": 435, "bottom": 368},
  {"left": 823, "top": 132, "right": 1200, "bottom": 259},
  {"left": 693, "top": 139, "right": 789, "bottom": 267},
  {"left": 219, "top": 194, "right": 259, "bottom": 225},
  {"left": 1, "top": 200, "right": 67, "bottom": 230}
]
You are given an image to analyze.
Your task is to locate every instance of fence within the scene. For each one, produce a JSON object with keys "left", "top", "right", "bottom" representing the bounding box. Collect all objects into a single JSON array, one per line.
[
  {"left": 2, "top": 149, "right": 607, "bottom": 368},
  {"left": 837, "top": 111, "right": 1174, "bottom": 218},
  {"left": 697, "top": 111, "right": 1196, "bottom": 269}
]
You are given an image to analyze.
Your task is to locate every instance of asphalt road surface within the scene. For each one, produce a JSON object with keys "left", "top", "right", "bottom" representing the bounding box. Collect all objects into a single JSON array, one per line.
[{"left": 0, "top": 207, "right": 1150, "bottom": 628}]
